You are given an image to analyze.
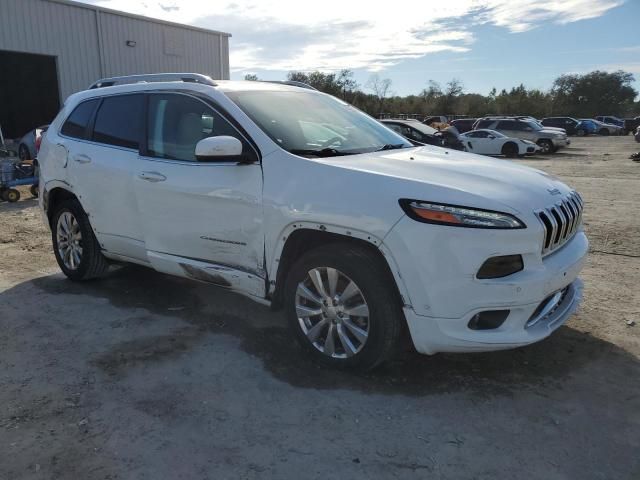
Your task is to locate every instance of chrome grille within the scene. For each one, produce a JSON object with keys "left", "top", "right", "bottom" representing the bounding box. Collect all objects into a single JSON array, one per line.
[{"left": 535, "top": 191, "right": 584, "bottom": 256}]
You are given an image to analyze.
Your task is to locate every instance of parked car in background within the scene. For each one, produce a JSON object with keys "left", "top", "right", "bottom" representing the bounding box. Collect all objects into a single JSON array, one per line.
[
  {"left": 576, "top": 119, "right": 600, "bottom": 135},
  {"left": 624, "top": 116, "right": 640, "bottom": 135},
  {"left": 595, "top": 116, "right": 624, "bottom": 129},
  {"left": 449, "top": 118, "right": 477, "bottom": 134},
  {"left": 460, "top": 129, "right": 538, "bottom": 157},
  {"left": 635, "top": 126, "right": 640, "bottom": 143},
  {"left": 582, "top": 119, "right": 623, "bottom": 136},
  {"left": 18, "top": 125, "right": 49, "bottom": 160},
  {"left": 381, "top": 119, "right": 444, "bottom": 147},
  {"left": 423, "top": 116, "right": 449, "bottom": 129},
  {"left": 473, "top": 117, "right": 569, "bottom": 153},
  {"left": 38, "top": 73, "right": 588, "bottom": 370},
  {"left": 541, "top": 117, "right": 587, "bottom": 136},
  {"left": 518, "top": 116, "right": 567, "bottom": 135}
]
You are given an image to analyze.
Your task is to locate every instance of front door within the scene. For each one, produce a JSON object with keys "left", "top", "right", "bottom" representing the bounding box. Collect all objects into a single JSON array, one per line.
[{"left": 133, "top": 92, "right": 265, "bottom": 298}]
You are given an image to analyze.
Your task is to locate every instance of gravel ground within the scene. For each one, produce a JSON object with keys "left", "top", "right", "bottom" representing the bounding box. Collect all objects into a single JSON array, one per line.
[{"left": 0, "top": 136, "right": 639, "bottom": 479}]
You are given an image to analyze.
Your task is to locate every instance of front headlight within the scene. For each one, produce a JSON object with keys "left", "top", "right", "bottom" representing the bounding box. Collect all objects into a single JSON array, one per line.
[{"left": 399, "top": 200, "right": 526, "bottom": 229}]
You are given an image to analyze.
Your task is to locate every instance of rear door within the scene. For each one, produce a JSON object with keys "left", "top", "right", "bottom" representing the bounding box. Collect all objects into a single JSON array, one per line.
[
  {"left": 64, "top": 94, "right": 145, "bottom": 260},
  {"left": 133, "top": 92, "right": 265, "bottom": 297}
]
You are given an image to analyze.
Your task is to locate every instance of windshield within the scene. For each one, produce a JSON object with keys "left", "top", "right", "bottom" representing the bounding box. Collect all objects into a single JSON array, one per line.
[{"left": 225, "top": 90, "right": 412, "bottom": 156}]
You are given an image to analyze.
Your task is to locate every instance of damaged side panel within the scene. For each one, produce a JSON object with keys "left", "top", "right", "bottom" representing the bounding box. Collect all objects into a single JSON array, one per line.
[{"left": 147, "top": 251, "right": 266, "bottom": 299}]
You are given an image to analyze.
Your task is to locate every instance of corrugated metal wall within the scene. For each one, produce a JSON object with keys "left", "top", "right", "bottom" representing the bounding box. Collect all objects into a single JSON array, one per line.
[{"left": 0, "top": 0, "right": 230, "bottom": 101}]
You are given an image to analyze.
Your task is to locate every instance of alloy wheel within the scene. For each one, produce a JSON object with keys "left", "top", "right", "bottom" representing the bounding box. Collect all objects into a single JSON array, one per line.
[
  {"left": 56, "top": 211, "right": 83, "bottom": 270},
  {"left": 295, "top": 267, "right": 370, "bottom": 358}
]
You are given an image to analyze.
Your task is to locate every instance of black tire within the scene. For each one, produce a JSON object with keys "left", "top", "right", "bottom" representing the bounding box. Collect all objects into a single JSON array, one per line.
[
  {"left": 599, "top": 128, "right": 609, "bottom": 136},
  {"left": 0, "top": 188, "right": 8, "bottom": 202},
  {"left": 18, "top": 143, "right": 31, "bottom": 161},
  {"left": 6, "top": 189, "right": 20, "bottom": 202},
  {"left": 576, "top": 129, "right": 585, "bottom": 137},
  {"left": 284, "top": 243, "right": 404, "bottom": 371},
  {"left": 51, "top": 199, "right": 109, "bottom": 281},
  {"left": 537, "top": 139, "right": 554, "bottom": 154},
  {"left": 501, "top": 142, "right": 518, "bottom": 158},
  {"left": 30, "top": 184, "right": 39, "bottom": 198}
]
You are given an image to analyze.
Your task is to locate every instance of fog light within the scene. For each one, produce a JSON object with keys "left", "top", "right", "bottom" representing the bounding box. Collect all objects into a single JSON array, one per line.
[
  {"left": 477, "top": 254, "right": 524, "bottom": 279},
  {"left": 468, "top": 310, "right": 510, "bottom": 330}
]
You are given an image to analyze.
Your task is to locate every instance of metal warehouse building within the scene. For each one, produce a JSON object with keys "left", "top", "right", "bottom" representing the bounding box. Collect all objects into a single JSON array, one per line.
[{"left": 0, "top": 0, "right": 231, "bottom": 138}]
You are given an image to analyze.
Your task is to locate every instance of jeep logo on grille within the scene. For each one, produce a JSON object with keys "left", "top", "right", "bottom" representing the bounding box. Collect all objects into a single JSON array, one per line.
[{"left": 547, "top": 188, "right": 562, "bottom": 195}]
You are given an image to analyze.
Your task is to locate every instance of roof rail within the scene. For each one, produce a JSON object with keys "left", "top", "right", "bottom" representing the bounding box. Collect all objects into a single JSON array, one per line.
[
  {"left": 89, "top": 73, "right": 217, "bottom": 89},
  {"left": 260, "top": 80, "right": 318, "bottom": 91}
]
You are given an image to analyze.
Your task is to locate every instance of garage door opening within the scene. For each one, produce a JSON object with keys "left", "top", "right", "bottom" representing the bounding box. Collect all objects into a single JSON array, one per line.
[{"left": 0, "top": 50, "right": 60, "bottom": 139}]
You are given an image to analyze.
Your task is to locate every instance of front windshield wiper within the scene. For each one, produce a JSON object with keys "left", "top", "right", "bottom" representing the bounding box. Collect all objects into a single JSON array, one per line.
[
  {"left": 289, "top": 148, "right": 356, "bottom": 158},
  {"left": 376, "top": 143, "right": 407, "bottom": 152}
]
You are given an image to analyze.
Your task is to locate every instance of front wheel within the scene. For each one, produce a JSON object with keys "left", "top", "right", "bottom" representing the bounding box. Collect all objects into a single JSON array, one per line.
[
  {"left": 537, "top": 139, "right": 554, "bottom": 154},
  {"left": 284, "top": 243, "right": 404, "bottom": 371},
  {"left": 6, "top": 189, "right": 20, "bottom": 203},
  {"left": 576, "top": 129, "right": 586, "bottom": 137},
  {"left": 51, "top": 199, "right": 109, "bottom": 281}
]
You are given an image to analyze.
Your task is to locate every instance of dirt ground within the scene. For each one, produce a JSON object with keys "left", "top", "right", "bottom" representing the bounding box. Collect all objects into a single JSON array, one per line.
[{"left": 1, "top": 136, "right": 639, "bottom": 479}]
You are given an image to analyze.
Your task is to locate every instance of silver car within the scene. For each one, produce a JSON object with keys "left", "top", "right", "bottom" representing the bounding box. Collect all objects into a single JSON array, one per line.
[
  {"left": 580, "top": 119, "right": 623, "bottom": 136},
  {"left": 474, "top": 117, "right": 569, "bottom": 154}
]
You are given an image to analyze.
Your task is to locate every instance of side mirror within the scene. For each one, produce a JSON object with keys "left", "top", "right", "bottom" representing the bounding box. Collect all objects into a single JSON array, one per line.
[
  {"left": 195, "top": 136, "right": 244, "bottom": 162},
  {"left": 488, "top": 135, "right": 495, "bottom": 139}
]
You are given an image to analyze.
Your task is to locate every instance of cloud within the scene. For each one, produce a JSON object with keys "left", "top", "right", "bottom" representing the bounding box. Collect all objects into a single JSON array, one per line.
[{"left": 83, "top": 0, "right": 623, "bottom": 72}]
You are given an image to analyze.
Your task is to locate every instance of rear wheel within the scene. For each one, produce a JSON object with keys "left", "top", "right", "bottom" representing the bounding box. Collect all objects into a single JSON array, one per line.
[
  {"left": 284, "top": 243, "right": 403, "bottom": 371},
  {"left": 576, "top": 128, "right": 586, "bottom": 137},
  {"left": 501, "top": 142, "right": 518, "bottom": 158},
  {"left": 51, "top": 199, "right": 109, "bottom": 281},
  {"left": 537, "top": 139, "right": 554, "bottom": 154},
  {"left": 599, "top": 128, "right": 609, "bottom": 136}
]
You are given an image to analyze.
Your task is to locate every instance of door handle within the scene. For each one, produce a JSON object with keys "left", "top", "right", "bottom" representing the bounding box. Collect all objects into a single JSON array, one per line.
[
  {"left": 73, "top": 154, "right": 92, "bottom": 164},
  {"left": 138, "top": 171, "right": 167, "bottom": 183}
]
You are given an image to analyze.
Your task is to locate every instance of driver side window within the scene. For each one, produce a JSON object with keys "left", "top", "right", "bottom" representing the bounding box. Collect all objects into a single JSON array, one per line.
[{"left": 147, "top": 93, "right": 248, "bottom": 162}]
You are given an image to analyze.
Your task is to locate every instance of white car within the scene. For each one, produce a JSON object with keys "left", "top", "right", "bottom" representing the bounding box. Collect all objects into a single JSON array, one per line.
[
  {"left": 460, "top": 129, "right": 539, "bottom": 157},
  {"left": 38, "top": 73, "right": 588, "bottom": 370}
]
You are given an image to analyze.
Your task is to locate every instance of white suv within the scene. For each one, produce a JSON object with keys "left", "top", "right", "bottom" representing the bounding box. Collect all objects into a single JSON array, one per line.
[{"left": 39, "top": 74, "right": 588, "bottom": 370}]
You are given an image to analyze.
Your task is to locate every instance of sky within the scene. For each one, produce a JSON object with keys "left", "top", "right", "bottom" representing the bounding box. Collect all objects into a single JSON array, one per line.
[{"left": 79, "top": 0, "right": 640, "bottom": 97}]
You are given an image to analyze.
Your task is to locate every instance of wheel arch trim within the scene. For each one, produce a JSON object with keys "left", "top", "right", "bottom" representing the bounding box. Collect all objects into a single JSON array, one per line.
[{"left": 268, "top": 221, "right": 413, "bottom": 310}]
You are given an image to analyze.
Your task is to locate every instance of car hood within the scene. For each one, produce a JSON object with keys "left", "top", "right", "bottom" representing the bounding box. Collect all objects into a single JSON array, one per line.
[{"left": 324, "top": 146, "right": 572, "bottom": 215}]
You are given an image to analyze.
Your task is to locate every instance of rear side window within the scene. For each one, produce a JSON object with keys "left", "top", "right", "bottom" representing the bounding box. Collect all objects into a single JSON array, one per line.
[
  {"left": 92, "top": 94, "right": 144, "bottom": 149},
  {"left": 60, "top": 99, "right": 99, "bottom": 139},
  {"left": 475, "top": 120, "right": 492, "bottom": 129},
  {"left": 498, "top": 120, "right": 527, "bottom": 131}
]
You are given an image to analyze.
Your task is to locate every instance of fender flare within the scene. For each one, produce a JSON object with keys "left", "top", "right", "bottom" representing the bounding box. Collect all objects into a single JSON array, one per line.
[{"left": 267, "top": 221, "right": 414, "bottom": 308}]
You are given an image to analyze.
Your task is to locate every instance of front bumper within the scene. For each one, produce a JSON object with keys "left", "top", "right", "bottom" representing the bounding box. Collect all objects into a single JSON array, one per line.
[
  {"left": 552, "top": 137, "right": 570, "bottom": 148},
  {"left": 403, "top": 279, "right": 582, "bottom": 354},
  {"left": 384, "top": 216, "right": 588, "bottom": 354}
]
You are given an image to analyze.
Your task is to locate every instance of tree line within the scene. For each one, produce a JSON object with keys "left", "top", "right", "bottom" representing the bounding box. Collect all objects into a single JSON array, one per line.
[{"left": 245, "top": 70, "right": 639, "bottom": 119}]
